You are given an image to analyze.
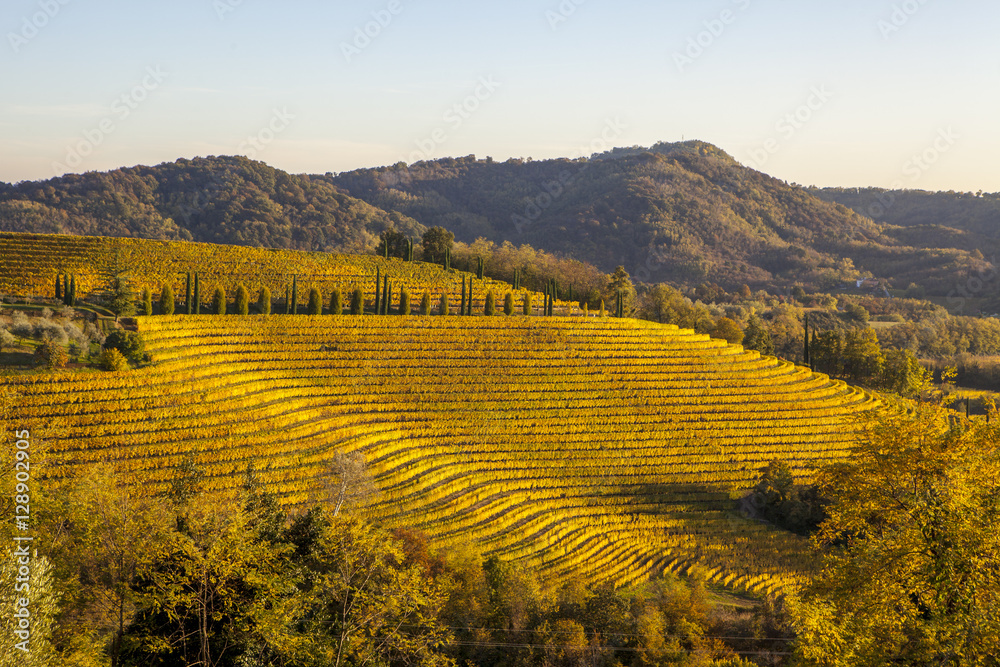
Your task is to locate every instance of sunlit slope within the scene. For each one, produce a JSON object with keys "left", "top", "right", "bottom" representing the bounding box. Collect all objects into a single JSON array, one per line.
[
  {"left": 7, "top": 315, "right": 876, "bottom": 595},
  {"left": 0, "top": 231, "right": 523, "bottom": 310}
]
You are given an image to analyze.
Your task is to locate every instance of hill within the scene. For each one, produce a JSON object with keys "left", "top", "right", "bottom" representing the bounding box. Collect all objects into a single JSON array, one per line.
[
  {"left": 2, "top": 273, "right": 879, "bottom": 598},
  {"left": 0, "top": 155, "right": 424, "bottom": 254},
  {"left": 328, "top": 142, "right": 989, "bottom": 293}
]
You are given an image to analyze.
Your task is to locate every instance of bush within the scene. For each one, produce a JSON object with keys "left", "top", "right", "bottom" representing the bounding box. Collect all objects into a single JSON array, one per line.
[
  {"left": 307, "top": 287, "right": 322, "bottom": 315},
  {"left": 350, "top": 288, "right": 364, "bottom": 315},
  {"left": 141, "top": 287, "right": 153, "bottom": 316},
  {"left": 34, "top": 340, "right": 68, "bottom": 370},
  {"left": 523, "top": 293, "right": 532, "bottom": 316},
  {"left": 504, "top": 292, "right": 513, "bottom": 316},
  {"left": 212, "top": 287, "right": 226, "bottom": 315},
  {"left": 438, "top": 293, "right": 450, "bottom": 316},
  {"left": 400, "top": 288, "right": 411, "bottom": 315},
  {"left": 485, "top": 290, "right": 496, "bottom": 316},
  {"left": 99, "top": 347, "right": 129, "bottom": 372},
  {"left": 420, "top": 291, "right": 431, "bottom": 316},
  {"left": 159, "top": 285, "right": 175, "bottom": 315},
  {"left": 235, "top": 284, "right": 249, "bottom": 315},
  {"left": 330, "top": 289, "right": 342, "bottom": 315},
  {"left": 103, "top": 330, "right": 145, "bottom": 362},
  {"left": 258, "top": 287, "right": 271, "bottom": 315}
]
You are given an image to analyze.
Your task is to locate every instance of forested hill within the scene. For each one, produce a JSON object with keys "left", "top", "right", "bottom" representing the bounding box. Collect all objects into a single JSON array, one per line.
[
  {"left": 0, "top": 156, "right": 424, "bottom": 254},
  {"left": 328, "top": 141, "right": 990, "bottom": 293},
  {"left": 811, "top": 187, "right": 1000, "bottom": 254}
]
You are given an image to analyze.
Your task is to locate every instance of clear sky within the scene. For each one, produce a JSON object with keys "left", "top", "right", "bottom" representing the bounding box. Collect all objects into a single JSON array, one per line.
[{"left": 1, "top": 0, "right": 996, "bottom": 191}]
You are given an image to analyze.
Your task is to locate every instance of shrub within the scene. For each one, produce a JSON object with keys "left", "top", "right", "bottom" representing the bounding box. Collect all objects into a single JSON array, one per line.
[
  {"left": 235, "top": 284, "right": 249, "bottom": 315},
  {"left": 141, "top": 287, "right": 153, "bottom": 316},
  {"left": 159, "top": 285, "right": 175, "bottom": 315},
  {"left": 212, "top": 287, "right": 226, "bottom": 315},
  {"left": 485, "top": 290, "right": 496, "bottom": 316},
  {"left": 258, "top": 287, "right": 271, "bottom": 315},
  {"left": 307, "top": 287, "right": 322, "bottom": 315},
  {"left": 523, "top": 293, "right": 532, "bottom": 316},
  {"left": 504, "top": 292, "right": 513, "bottom": 316},
  {"left": 438, "top": 293, "right": 450, "bottom": 316},
  {"left": 420, "top": 291, "right": 431, "bottom": 316},
  {"left": 330, "top": 288, "right": 342, "bottom": 315},
  {"left": 99, "top": 347, "right": 129, "bottom": 372},
  {"left": 34, "top": 340, "right": 68, "bottom": 370},
  {"left": 400, "top": 288, "right": 411, "bottom": 315},
  {"left": 350, "top": 288, "right": 364, "bottom": 315},
  {"left": 103, "top": 329, "right": 145, "bottom": 362}
]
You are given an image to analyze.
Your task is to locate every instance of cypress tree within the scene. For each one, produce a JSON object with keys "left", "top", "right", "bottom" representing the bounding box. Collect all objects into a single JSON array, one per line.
[
  {"left": 485, "top": 290, "right": 496, "bottom": 316},
  {"left": 55, "top": 275, "right": 62, "bottom": 301},
  {"left": 160, "top": 284, "right": 175, "bottom": 315},
  {"left": 461, "top": 276, "right": 467, "bottom": 315},
  {"left": 504, "top": 292, "right": 513, "bottom": 316},
  {"left": 374, "top": 268, "right": 381, "bottom": 314},
  {"left": 141, "top": 286, "right": 153, "bottom": 316},
  {"left": 307, "top": 287, "right": 322, "bottom": 315},
  {"left": 400, "top": 288, "right": 411, "bottom": 315},
  {"left": 259, "top": 287, "right": 271, "bottom": 315},
  {"left": 291, "top": 276, "right": 298, "bottom": 315},
  {"left": 62, "top": 273, "right": 70, "bottom": 305},
  {"left": 523, "top": 293, "right": 532, "bottom": 316},
  {"left": 420, "top": 291, "right": 431, "bottom": 315},
  {"left": 330, "top": 288, "right": 342, "bottom": 315},
  {"left": 212, "top": 287, "right": 226, "bottom": 315},
  {"left": 69, "top": 274, "right": 77, "bottom": 307},
  {"left": 284, "top": 285, "right": 290, "bottom": 314},
  {"left": 438, "top": 292, "right": 450, "bottom": 316},
  {"left": 350, "top": 287, "right": 364, "bottom": 315},
  {"left": 803, "top": 313, "right": 810, "bottom": 364},
  {"left": 185, "top": 272, "right": 193, "bottom": 314},
  {"left": 235, "top": 284, "right": 250, "bottom": 315},
  {"left": 600, "top": 299, "right": 606, "bottom": 318},
  {"left": 193, "top": 273, "right": 201, "bottom": 314},
  {"left": 383, "top": 276, "right": 390, "bottom": 315},
  {"left": 477, "top": 257, "right": 484, "bottom": 280}
]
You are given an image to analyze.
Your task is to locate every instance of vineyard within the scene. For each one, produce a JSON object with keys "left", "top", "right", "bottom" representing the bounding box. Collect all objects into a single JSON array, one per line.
[
  {"left": 0, "top": 231, "right": 538, "bottom": 312},
  {"left": 3, "top": 313, "right": 878, "bottom": 597}
]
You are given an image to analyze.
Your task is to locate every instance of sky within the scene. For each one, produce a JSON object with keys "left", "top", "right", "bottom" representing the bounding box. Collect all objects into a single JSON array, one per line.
[{"left": 1, "top": 0, "right": 996, "bottom": 192}]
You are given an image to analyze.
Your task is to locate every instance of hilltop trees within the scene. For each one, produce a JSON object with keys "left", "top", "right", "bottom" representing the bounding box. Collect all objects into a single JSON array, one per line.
[
  {"left": 712, "top": 317, "right": 744, "bottom": 345},
  {"left": 376, "top": 228, "right": 411, "bottom": 259},
  {"left": 422, "top": 226, "right": 454, "bottom": 264},
  {"left": 743, "top": 314, "right": 774, "bottom": 355}
]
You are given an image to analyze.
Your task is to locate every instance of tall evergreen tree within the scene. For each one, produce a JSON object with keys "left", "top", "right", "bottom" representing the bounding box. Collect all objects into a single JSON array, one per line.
[
  {"left": 185, "top": 272, "right": 193, "bottom": 315},
  {"left": 374, "top": 268, "right": 381, "bottom": 314},
  {"left": 68, "top": 274, "right": 76, "bottom": 306},
  {"left": 485, "top": 290, "right": 496, "bottom": 316},
  {"left": 55, "top": 274, "right": 62, "bottom": 301},
  {"left": 523, "top": 292, "right": 532, "bottom": 316},
  {"left": 400, "top": 288, "right": 411, "bottom": 315},
  {"left": 284, "top": 285, "right": 290, "bottom": 314},
  {"left": 350, "top": 287, "right": 364, "bottom": 315},
  {"left": 461, "top": 276, "right": 467, "bottom": 315},
  {"left": 803, "top": 313, "right": 810, "bottom": 364},
  {"left": 212, "top": 287, "right": 226, "bottom": 315},
  {"left": 291, "top": 276, "right": 298, "bottom": 315},
  {"left": 258, "top": 287, "right": 271, "bottom": 315},
  {"left": 420, "top": 291, "right": 431, "bottom": 316},
  {"left": 193, "top": 273, "right": 201, "bottom": 314},
  {"left": 467, "top": 280, "right": 473, "bottom": 315},
  {"left": 235, "top": 284, "right": 249, "bottom": 315},
  {"left": 504, "top": 292, "right": 513, "bottom": 316},
  {"left": 160, "top": 284, "right": 175, "bottom": 316},
  {"left": 330, "top": 288, "right": 342, "bottom": 315},
  {"left": 141, "top": 287, "right": 153, "bottom": 316},
  {"left": 307, "top": 287, "right": 322, "bottom": 315},
  {"left": 438, "top": 292, "right": 450, "bottom": 316}
]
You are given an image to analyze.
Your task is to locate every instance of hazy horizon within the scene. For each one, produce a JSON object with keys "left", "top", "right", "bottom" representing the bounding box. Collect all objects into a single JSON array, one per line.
[{"left": 3, "top": 0, "right": 996, "bottom": 192}]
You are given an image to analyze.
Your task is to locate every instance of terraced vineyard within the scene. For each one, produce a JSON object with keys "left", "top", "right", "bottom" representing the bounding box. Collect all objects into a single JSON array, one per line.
[
  {"left": 0, "top": 231, "right": 535, "bottom": 312},
  {"left": 3, "top": 315, "right": 878, "bottom": 596}
]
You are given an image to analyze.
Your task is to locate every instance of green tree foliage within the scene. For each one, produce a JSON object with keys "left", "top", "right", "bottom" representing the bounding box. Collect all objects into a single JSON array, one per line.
[
  {"left": 504, "top": 292, "right": 513, "bottom": 316},
  {"left": 743, "top": 314, "right": 774, "bottom": 355},
  {"left": 33, "top": 340, "right": 68, "bottom": 370},
  {"left": 258, "top": 286, "right": 271, "bottom": 315},
  {"left": 422, "top": 226, "right": 455, "bottom": 264},
  {"left": 811, "top": 331, "right": 843, "bottom": 377},
  {"left": 792, "top": 408, "right": 1000, "bottom": 665},
  {"left": 606, "top": 266, "right": 635, "bottom": 315},
  {"left": 103, "top": 330, "right": 145, "bottom": 362},
  {"left": 485, "top": 290, "right": 496, "bottom": 316},
  {"left": 438, "top": 292, "right": 450, "bottom": 316},
  {"left": 140, "top": 286, "right": 152, "bottom": 316},
  {"left": 712, "top": 317, "right": 744, "bottom": 345},
  {"left": 350, "top": 287, "right": 364, "bottom": 315},
  {"left": 159, "top": 284, "right": 174, "bottom": 315},
  {"left": 523, "top": 292, "right": 532, "bottom": 316},
  {"left": 376, "top": 228, "right": 412, "bottom": 259},
  {"left": 400, "top": 288, "right": 411, "bottom": 315},
  {"left": 747, "top": 460, "right": 826, "bottom": 535},
  {"left": 211, "top": 287, "right": 226, "bottom": 315},
  {"left": 99, "top": 347, "right": 129, "bottom": 371},
  {"left": 639, "top": 283, "right": 714, "bottom": 333},
  {"left": 307, "top": 287, "right": 322, "bottom": 315},
  {"left": 330, "top": 288, "right": 342, "bottom": 315},
  {"left": 842, "top": 328, "right": 883, "bottom": 382},
  {"left": 421, "top": 291, "right": 432, "bottom": 315},
  {"left": 235, "top": 283, "right": 249, "bottom": 315},
  {"left": 881, "top": 348, "right": 930, "bottom": 397}
]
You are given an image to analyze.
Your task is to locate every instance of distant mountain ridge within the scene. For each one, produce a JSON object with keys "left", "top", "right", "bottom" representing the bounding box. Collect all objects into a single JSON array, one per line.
[{"left": 0, "top": 143, "right": 993, "bottom": 295}]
